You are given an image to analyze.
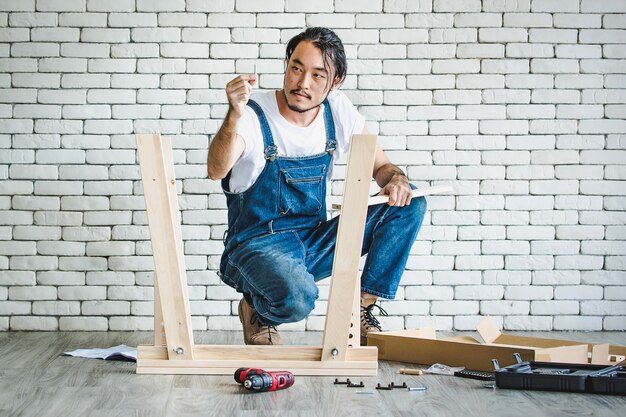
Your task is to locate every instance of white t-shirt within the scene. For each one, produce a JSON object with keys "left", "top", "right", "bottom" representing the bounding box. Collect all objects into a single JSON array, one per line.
[{"left": 227, "top": 90, "right": 366, "bottom": 193}]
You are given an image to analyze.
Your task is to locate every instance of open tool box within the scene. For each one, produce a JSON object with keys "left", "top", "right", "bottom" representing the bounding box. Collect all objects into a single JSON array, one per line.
[{"left": 493, "top": 353, "right": 626, "bottom": 395}]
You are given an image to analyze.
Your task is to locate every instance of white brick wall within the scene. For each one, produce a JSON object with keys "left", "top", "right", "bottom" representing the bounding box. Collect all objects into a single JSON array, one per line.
[{"left": 0, "top": 1, "right": 625, "bottom": 332}]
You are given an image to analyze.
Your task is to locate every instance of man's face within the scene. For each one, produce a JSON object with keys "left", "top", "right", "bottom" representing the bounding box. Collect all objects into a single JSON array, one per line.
[{"left": 283, "top": 41, "right": 337, "bottom": 114}]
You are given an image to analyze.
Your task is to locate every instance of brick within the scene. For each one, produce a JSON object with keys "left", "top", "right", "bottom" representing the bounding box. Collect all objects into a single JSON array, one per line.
[
  {"left": 554, "top": 285, "right": 604, "bottom": 300},
  {"left": 5, "top": 12, "right": 58, "bottom": 27},
  {"left": 555, "top": 255, "right": 604, "bottom": 270},
  {"left": 9, "top": 285, "right": 57, "bottom": 300},
  {"left": 606, "top": 256, "right": 626, "bottom": 270},
  {"left": 0, "top": 271, "right": 36, "bottom": 285},
  {"left": 604, "top": 15, "right": 626, "bottom": 29},
  {"left": 580, "top": 29, "right": 626, "bottom": 44},
  {"left": 481, "top": 300, "right": 529, "bottom": 315},
  {"left": 384, "top": 0, "right": 432, "bottom": 13},
  {"left": 457, "top": 44, "right": 504, "bottom": 59},
  {"left": 581, "top": 241, "right": 626, "bottom": 256},
  {"left": 580, "top": 59, "right": 626, "bottom": 74},
  {"left": 0, "top": 301, "right": 31, "bottom": 315},
  {"left": 456, "top": 75, "right": 504, "bottom": 90},
  {"left": 431, "top": 300, "right": 479, "bottom": 315},
  {"left": 529, "top": 28, "right": 577, "bottom": 44},
  {"left": 59, "top": 317, "right": 107, "bottom": 331},
  {"left": 84, "top": 181, "right": 132, "bottom": 196},
  {"left": 532, "top": 0, "right": 579, "bottom": 12},
  {"left": 581, "top": 301, "right": 626, "bottom": 317},
  {"left": 555, "top": 45, "right": 602, "bottom": 59},
  {"left": 433, "top": 0, "right": 480, "bottom": 12},
  {"left": 504, "top": 13, "right": 552, "bottom": 28},
  {"left": 506, "top": 43, "right": 554, "bottom": 58},
  {"left": 455, "top": 255, "right": 504, "bottom": 270},
  {"left": 109, "top": 316, "right": 152, "bottom": 331},
  {"left": 408, "top": 105, "right": 455, "bottom": 120},
  {"left": 480, "top": 28, "right": 528, "bottom": 43},
  {"left": 32, "top": 301, "right": 80, "bottom": 316},
  {"left": 554, "top": 13, "right": 601, "bottom": 28},
  {"left": 505, "top": 316, "right": 553, "bottom": 331},
  {"left": 483, "top": 0, "right": 530, "bottom": 12},
  {"left": 587, "top": 0, "right": 626, "bottom": 14},
  {"left": 556, "top": 165, "right": 603, "bottom": 180},
  {"left": 58, "top": 12, "right": 106, "bottom": 27},
  {"left": 532, "top": 89, "right": 580, "bottom": 104},
  {"left": 554, "top": 316, "right": 602, "bottom": 331},
  {"left": 505, "top": 285, "right": 553, "bottom": 300},
  {"left": 434, "top": 90, "right": 481, "bottom": 104},
  {"left": 531, "top": 300, "right": 579, "bottom": 315},
  {"left": 429, "top": 28, "right": 477, "bottom": 43},
  {"left": 39, "top": 89, "right": 87, "bottom": 105},
  {"left": 531, "top": 59, "right": 579, "bottom": 74},
  {"left": 13, "top": 103, "right": 62, "bottom": 120},
  {"left": 482, "top": 59, "right": 529, "bottom": 74},
  {"left": 10, "top": 316, "right": 58, "bottom": 331},
  {"left": 606, "top": 104, "right": 626, "bottom": 119},
  {"left": 429, "top": 120, "right": 478, "bottom": 135}
]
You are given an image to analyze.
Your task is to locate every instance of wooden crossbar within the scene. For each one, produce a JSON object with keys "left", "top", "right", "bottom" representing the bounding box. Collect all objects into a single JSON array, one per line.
[{"left": 135, "top": 133, "right": 379, "bottom": 375}]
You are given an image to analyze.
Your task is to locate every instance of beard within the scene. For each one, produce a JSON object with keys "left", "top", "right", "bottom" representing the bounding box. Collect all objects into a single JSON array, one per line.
[{"left": 284, "top": 89, "right": 324, "bottom": 113}]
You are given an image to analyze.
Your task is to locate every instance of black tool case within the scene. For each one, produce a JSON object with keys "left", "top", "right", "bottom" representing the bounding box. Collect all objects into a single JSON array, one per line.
[{"left": 492, "top": 354, "right": 625, "bottom": 395}]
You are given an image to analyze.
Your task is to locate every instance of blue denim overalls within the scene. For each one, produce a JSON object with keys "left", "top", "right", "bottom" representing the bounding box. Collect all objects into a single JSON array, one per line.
[
  {"left": 219, "top": 98, "right": 427, "bottom": 326},
  {"left": 220, "top": 98, "right": 336, "bottom": 255}
]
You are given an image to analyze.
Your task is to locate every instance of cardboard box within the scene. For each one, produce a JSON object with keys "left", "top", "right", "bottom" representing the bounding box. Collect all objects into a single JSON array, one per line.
[{"left": 367, "top": 317, "right": 626, "bottom": 372}]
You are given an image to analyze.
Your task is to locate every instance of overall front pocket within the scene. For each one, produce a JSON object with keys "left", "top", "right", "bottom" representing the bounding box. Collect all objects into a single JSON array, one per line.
[{"left": 278, "top": 165, "right": 325, "bottom": 217}]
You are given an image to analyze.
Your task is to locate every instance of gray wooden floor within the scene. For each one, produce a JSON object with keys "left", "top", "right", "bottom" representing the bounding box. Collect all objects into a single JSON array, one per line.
[{"left": 1, "top": 331, "right": 625, "bottom": 417}]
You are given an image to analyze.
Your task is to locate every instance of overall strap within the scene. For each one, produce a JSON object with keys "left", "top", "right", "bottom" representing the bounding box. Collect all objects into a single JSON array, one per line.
[
  {"left": 322, "top": 98, "right": 336, "bottom": 155},
  {"left": 247, "top": 99, "right": 278, "bottom": 161}
]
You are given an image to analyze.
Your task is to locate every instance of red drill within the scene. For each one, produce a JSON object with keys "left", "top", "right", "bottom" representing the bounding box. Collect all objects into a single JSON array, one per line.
[
  {"left": 234, "top": 367, "right": 264, "bottom": 384},
  {"left": 244, "top": 371, "right": 294, "bottom": 392},
  {"left": 234, "top": 368, "right": 295, "bottom": 392}
]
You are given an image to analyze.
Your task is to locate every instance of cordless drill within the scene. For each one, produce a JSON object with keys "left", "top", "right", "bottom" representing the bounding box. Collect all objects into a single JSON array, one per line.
[
  {"left": 234, "top": 367, "right": 295, "bottom": 392},
  {"left": 234, "top": 367, "right": 265, "bottom": 384}
]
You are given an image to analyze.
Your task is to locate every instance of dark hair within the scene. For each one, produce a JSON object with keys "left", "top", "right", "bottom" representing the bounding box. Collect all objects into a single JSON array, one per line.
[{"left": 285, "top": 27, "right": 347, "bottom": 88}]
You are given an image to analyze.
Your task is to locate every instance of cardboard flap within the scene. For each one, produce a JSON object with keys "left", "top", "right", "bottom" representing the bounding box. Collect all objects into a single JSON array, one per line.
[
  {"left": 443, "top": 336, "right": 481, "bottom": 345},
  {"left": 378, "top": 328, "right": 437, "bottom": 339},
  {"left": 476, "top": 316, "right": 501, "bottom": 344},
  {"left": 536, "top": 344, "right": 589, "bottom": 364},
  {"left": 591, "top": 344, "right": 610, "bottom": 365}
]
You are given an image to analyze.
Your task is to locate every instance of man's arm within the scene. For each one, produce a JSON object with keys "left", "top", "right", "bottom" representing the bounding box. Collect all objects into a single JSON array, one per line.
[
  {"left": 207, "top": 74, "right": 256, "bottom": 180},
  {"left": 366, "top": 129, "right": 413, "bottom": 207}
]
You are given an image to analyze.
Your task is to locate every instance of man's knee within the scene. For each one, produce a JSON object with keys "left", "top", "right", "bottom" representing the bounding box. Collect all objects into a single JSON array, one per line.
[
  {"left": 397, "top": 195, "right": 426, "bottom": 229},
  {"left": 274, "top": 281, "right": 318, "bottom": 323}
]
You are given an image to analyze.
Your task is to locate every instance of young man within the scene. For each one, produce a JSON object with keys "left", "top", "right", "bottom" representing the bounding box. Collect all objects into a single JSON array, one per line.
[{"left": 208, "top": 27, "right": 426, "bottom": 345}]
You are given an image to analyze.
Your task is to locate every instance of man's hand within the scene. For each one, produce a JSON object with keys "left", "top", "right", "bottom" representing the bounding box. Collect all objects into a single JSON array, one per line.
[
  {"left": 378, "top": 170, "right": 412, "bottom": 207},
  {"left": 371, "top": 144, "right": 412, "bottom": 207},
  {"left": 207, "top": 74, "right": 255, "bottom": 180},
  {"left": 226, "top": 74, "right": 257, "bottom": 117}
]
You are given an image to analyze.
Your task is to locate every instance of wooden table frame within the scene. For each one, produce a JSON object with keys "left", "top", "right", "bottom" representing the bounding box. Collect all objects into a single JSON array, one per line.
[{"left": 135, "top": 133, "right": 379, "bottom": 375}]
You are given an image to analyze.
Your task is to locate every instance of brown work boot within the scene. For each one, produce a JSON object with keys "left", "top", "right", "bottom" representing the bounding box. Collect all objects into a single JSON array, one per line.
[
  {"left": 238, "top": 298, "right": 283, "bottom": 345},
  {"left": 360, "top": 297, "right": 388, "bottom": 345}
]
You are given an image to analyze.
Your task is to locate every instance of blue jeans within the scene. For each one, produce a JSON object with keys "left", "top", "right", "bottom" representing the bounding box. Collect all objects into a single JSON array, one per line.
[{"left": 221, "top": 196, "right": 427, "bottom": 326}]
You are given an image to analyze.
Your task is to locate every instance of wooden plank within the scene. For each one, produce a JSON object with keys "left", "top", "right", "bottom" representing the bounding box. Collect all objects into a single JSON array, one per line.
[
  {"left": 350, "top": 274, "right": 360, "bottom": 347},
  {"left": 138, "top": 344, "right": 377, "bottom": 361},
  {"left": 321, "top": 135, "right": 378, "bottom": 361},
  {"left": 330, "top": 185, "right": 453, "bottom": 210},
  {"left": 153, "top": 273, "right": 165, "bottom": 346},
  {"left": 136, "top": 344, "right": 378, "bottom": 375},
  {"left": 136, "top": 134, "right": 194, "bottom": 360}
]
